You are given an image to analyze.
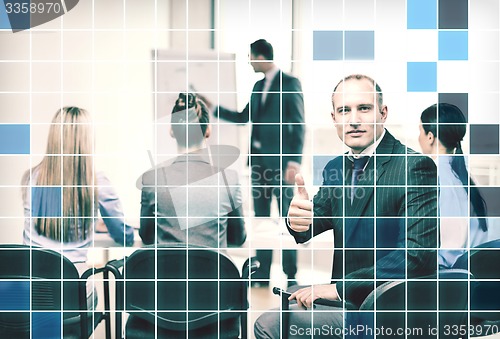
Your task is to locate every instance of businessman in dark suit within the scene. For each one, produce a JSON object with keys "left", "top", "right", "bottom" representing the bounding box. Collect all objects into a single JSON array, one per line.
[
  {"left": 254, "top": 74, "right": 438, "bottom": 338},
  {"left": 216, "top": 39, "right": 305, "bottom": 286}
]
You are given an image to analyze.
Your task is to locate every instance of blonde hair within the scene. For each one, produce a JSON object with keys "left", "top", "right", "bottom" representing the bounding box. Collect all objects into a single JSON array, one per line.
[{"left": 22, "top": 107, "right": 97, "bottom": 242}]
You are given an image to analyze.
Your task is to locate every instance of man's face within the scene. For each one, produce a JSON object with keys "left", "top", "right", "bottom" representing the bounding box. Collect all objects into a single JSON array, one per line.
[
  {"left": 250, "top": 53, "right": 265, "bottom": 73},
  {"left": 331, "top": 78, "right": 388, "bottom": 153}
]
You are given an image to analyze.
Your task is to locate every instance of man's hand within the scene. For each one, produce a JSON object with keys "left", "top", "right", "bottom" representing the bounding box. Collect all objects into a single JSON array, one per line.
[
  {"left": 288, "top": 173, "right": 313, "bottom": 233},
  {"left": 289, "top": 284, "right": 339, "bottom": 309},
  {"left": 284, "top": 162, "right": 300, "bottom": 185}
]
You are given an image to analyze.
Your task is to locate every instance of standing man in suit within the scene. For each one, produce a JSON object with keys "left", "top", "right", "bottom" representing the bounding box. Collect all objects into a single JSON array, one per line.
[
  {"left": 254, "top": 74, "right": 438, "bottom": 338},
  {"left": 216, "top": 39, "right": 305, "bottom": 287}
]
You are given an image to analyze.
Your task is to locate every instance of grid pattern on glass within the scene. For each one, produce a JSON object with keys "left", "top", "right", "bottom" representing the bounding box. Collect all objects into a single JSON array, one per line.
[{"left": 0, "top": 0, "right": 499, "bottom": 338}]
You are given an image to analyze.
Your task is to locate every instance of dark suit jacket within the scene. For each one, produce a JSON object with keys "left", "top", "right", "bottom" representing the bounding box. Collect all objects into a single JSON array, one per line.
[
  {"left": 217, "top": 70, "right": 305, "bottom": 173},
  {"left": 288, "top": 131, "right": 438, "bottom": 307}
]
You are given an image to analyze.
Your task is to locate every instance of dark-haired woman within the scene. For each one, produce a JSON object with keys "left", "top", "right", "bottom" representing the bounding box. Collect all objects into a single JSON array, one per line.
[
  {"left": 419, "top": 103, "right": 488, "bottom": 268},
  {"left": 139, "top": 93, "right": 245, "bottom": 248}
]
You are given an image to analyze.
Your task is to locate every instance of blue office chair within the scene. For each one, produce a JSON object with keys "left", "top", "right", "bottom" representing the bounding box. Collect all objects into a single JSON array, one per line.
[
  {"left": 106, "top": 243, "right": 259, "bottom": 339},
  {"left": 0, "top": 244, "right": 111, "bottom": 339}
]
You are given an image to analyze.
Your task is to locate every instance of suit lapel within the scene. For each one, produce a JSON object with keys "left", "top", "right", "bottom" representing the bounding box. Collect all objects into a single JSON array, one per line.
[
  {"left": 251, "top": 80, "right": 264, "bottom": 120},
  {"left": 344, "top": 132, "right": 396, "bottom": 245}
]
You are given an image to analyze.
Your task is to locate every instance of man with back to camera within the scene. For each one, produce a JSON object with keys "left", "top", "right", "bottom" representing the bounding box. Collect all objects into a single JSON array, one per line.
[
  {"left": 214, "top": 39, "right": 305, "bottom": 287},
  {"left": 254, "top": 74, "right": 438, "bottom": 338}
]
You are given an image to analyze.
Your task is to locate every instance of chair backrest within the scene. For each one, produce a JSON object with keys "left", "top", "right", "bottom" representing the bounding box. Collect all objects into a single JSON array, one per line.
[
  {"left": 456, "top": 239, "right": 500, "bottom": 317},
  {"left": 357, "top": 270, "right": 473, "bottom": 338},
  {"left": 0, "top": 244, "right": 85, "bottom": 338},
  {"left": 123, "top": 244, "right": 246, "bottom": 331}
]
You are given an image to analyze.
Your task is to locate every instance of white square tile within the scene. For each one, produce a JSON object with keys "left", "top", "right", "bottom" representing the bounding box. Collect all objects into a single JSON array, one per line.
[
  {"left": 311, "top": 0, "right": 345, "bottom": 30},
  {"left": 406, "top": 30, "right": 438, "bottom": 61},
  {"left": 94, "top": 32, "right": 124, "bottom": 61},
  {"left": 31, "top": 33, "right": 61, "bottom": 61},
  {"left": 0, "top": 93, "right": 30, "bottom": 123},
  {"left": 469, "top": 92, "right": 500, "bottom": 124},
  {"left": 438, "top": 61, "right": 471, "bottom": 93},
  {"left": 0, "top": 62, "right": 29, "bottom": 92},
  {"left": 375, "top": 0, "right": 406, "bottom": 30},
  {"left": 344, "top": 0, "right": 375, "bottom": 30},
  {"left": 62, "top": 62, "right": 92, "bottom": 92},
  {"left": 32, "top": 62, "right": 61, "bottom": 92},
  {"left": 469, "top": 62, "right": 500, "bottom": 93},
  {"left": 469, "top": 30, "right": 500, "bottom": 61},
  {"left": 375, "top": 31, "right": 407, "bottom": 61},
  {"left": 63, "top": 31, "right": 92, "bottom": 61},
  {"left": 470, "top": 0, "right": 499, "bottom": 30},
  {"left": 373, "top": 61, "right": 407, "bottom": 99}
]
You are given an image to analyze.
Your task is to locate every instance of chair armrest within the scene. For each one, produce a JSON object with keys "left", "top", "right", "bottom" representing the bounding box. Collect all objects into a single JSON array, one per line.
[
  {"left": 359, "top": 280, "right": 405, "bottom": 310},
  {"left": 81, "top": 266, "right": 107, "bottom": 280},
  {"left": 105, "top": 258, "right": 125, "bottom": 279},
  {"left": 242, "top": 256, "right": 260, "bottom": 280}
]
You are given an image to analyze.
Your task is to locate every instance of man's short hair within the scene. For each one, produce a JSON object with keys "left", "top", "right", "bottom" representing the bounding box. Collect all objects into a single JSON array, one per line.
[
  {"left": 250, "top": 39, "right": 274, "bottom": 60},
  {"left": 332, "top": 74, "right": 383, "bottom": 110}
]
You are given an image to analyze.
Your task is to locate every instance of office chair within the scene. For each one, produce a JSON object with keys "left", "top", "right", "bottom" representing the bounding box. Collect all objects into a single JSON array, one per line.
[
  {"left": 455, "top": 239, "right": 500, "bottom": 328},
  {"left": 106, "top": 243, "right": 259, "bottom": 339},
  {"left": 0, "top": 244, "right": 111, "bottom": 339},
  {"left": 359, "top": 269, "right": 474, "bottom": 339},
  {"left": 273, "top": 269, "right": 473, "bottom": 339}
]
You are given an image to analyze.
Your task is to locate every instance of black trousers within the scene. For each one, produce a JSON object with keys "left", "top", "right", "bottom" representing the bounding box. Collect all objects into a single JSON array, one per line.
[{"left": 251, "top": 161, "right": 297, "bottom": 279}]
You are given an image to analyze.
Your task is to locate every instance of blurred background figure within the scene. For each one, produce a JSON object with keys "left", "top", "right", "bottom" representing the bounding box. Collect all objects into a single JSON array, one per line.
[{"left": 214, "top": 39, "right": 305, "bottom": 287}]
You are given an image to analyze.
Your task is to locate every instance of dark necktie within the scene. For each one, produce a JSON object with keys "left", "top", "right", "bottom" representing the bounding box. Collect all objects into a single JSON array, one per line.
[{"left": 351, "top": 156, "right": 369, "bottom": 203}]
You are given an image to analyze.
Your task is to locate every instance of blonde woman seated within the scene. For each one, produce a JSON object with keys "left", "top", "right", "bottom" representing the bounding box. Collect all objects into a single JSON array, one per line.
[{"left": 22, "top": 106, "right": 134, "bottom": 307}]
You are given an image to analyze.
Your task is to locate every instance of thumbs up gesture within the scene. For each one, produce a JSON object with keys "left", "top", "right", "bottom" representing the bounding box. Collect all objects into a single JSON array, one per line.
[{"left": 288, "top": 174, "right": 313, "bottom": 233}]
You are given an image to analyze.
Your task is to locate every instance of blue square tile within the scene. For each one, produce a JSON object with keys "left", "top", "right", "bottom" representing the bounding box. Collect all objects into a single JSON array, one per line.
[
  {"left": 439, "top": 31, "right": 468, "bottom": 60},
  {"left": 31, "top": 187, "right": 62, "bottom": 217},
  {"left": 313, "top": 31, "right": 343, "bottom": 60},
  {"left": 0, "top": 281, "right": 30, "bottom": 310},
  {"left": 4, "top": 1, "right": 30, "bottom": 30},
  {"left": 0, "top": 124, "right": 30, "bottom": 154},
  {"left": 407, "top": 62, "right": 437, "bottom": 92},
  {"left": 0, "top": 1, "right": 12, "bottom": 29},
  {"left": 33, "top": 312, "right": 61, "bottom": 339},
  {"left": 313, "top": 156, "right": 338, "bottom": 185},
  {"left": 345, "top": 31, "right": 374, "bottom": 60},
  {"left": 407, "top": 0, "right": 437, "bottom": 29}
]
